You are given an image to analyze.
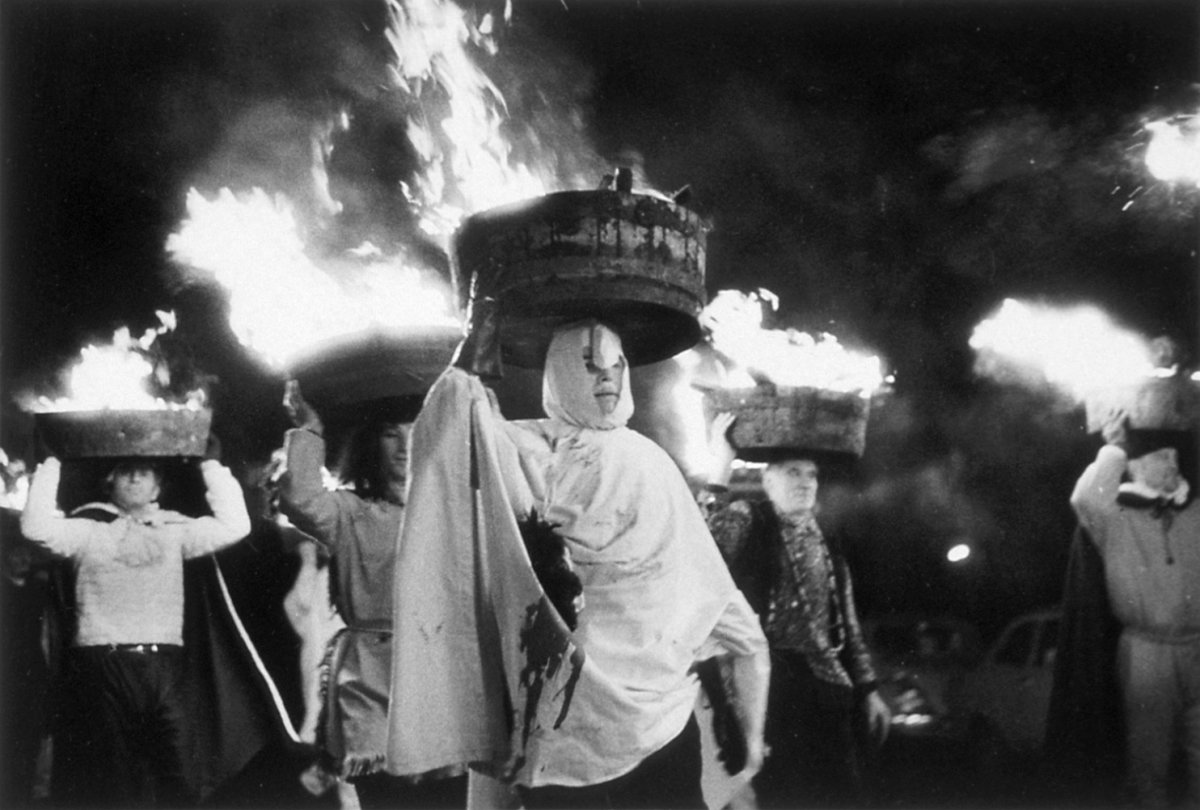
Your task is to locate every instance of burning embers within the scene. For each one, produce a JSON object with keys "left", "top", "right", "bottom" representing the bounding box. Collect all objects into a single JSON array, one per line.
[{"left": 20, "top": 312, "right": 213, "bottom": 459}]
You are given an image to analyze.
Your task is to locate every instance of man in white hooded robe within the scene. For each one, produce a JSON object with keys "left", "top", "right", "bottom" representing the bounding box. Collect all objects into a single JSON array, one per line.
[{"left": 386, "top": 320, "right": 769, "bottom": 809}]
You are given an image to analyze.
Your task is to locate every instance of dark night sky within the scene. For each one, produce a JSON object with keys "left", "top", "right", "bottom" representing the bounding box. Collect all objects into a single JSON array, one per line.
[{"left": 2, "top": 0, "right": 1198, "bottom": 634}]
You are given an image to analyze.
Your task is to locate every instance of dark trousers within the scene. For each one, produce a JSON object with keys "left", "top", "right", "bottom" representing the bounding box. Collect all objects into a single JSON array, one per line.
[
  {"left": 351, "top": 771, "right": 468, "bottom": 809},
  {"left": 755, "top": 649, "right": 865, "bottom": 809},
  {"left": 52, "top": 645, "right": 192, "bottom": 808},
  {"left": 519, "top": 715, "right": 705, "bottom": 810}
]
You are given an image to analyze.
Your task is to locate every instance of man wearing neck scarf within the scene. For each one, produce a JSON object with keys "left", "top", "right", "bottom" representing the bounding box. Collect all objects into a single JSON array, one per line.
[
  {"left": 1070, "top": 413, "right": 1200, "bottom": 806},
  {"left": 385, "top": 316, "right": 769, "bottom": 809}
]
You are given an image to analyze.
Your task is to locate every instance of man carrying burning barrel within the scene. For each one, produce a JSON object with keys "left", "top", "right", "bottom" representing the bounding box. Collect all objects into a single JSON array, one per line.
[
  {"left": 20, "top": 442, "right": 252, "bottom": 806},
  {"left": 1070, "top": 412, "right": 1200, "bottom": 807}
]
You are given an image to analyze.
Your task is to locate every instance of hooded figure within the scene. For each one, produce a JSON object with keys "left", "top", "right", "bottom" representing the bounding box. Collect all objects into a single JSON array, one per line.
[{"left": 387, "top": 321, "right": 769, "bottom": 809}]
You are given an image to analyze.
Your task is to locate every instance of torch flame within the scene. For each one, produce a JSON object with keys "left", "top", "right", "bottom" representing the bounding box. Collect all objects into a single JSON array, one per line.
[
  {"left": 23, "top": 312, "right": 205, "bottom": 413},
  {"left": 166, "top": 187, "right": 459, "bottom": 369},
  {"left": 699, "top": 289, "right": 888, "bottom": 396},
  {"left": 969, "top": 298, "right": 1159, "bottom": 401}
]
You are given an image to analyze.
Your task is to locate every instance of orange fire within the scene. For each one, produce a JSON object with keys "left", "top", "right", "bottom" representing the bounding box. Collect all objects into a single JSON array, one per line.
[
  {"left": 22, "top": 311, "right": 205, "bottom": 413},
  {"left": 969, "top": 298, "right": 1162, "bottom": 401},
  {"left": 166, "top": 187, "right": 459, "bottom": 369}
]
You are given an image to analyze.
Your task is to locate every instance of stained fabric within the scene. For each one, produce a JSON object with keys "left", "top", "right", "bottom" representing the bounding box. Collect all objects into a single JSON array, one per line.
[{"left": 386, "top": 366, "right": 756, "bottom": 788}]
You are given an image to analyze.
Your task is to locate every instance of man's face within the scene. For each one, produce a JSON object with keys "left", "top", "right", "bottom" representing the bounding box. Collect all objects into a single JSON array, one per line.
[
  {"left": 111, "top": 464, "right": 162, "bottom": 512},
  {"left": 584, "top": 346, "right": 626, "bottom": 416},
  {"left": 378, "top": 423, "right": 412, "bottom": 485},
  {"left": 1129, "top": 446, "right": 1183, "bottom": 494},
  {"left": 762, "top": 458, "right": 820, "bottom": 516}
]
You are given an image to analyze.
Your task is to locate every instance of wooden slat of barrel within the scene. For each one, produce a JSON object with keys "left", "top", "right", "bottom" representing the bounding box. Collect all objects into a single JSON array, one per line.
[
  {"left": 453, "top": 190, "right": 708, "bottom": 367},
  {"left": 1084, "top": 376, "right": 1200, "bottom": 433},
  {"left": 704, "top": 385, "right": 870, "bottom": 459},
  {"left": 36, "top": 409, "right": 213, "bottom": 459}
]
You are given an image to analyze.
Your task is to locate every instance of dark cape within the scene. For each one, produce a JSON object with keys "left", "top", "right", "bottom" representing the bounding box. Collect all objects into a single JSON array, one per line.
[{"left": 1042, "top": 524, "right": 1124, "bottom": 804}]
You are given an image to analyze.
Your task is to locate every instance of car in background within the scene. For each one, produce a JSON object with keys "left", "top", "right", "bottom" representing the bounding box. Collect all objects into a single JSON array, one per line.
[
  {"left": 949, "top": 607, "right": 1062, "bottom": 753},
  {"left": 864, "top": 614, "right": 983, "bottom": 715}
]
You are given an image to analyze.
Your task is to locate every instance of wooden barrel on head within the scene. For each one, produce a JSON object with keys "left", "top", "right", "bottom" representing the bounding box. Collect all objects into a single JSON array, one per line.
[
  {"left": 36, "top": 408, "right": 213, "bottom": 458},
  {"left": 1085, "top": 374, "right": 1200, "bottom": 433},
  {"left": 452, "top": 188, "right": 709, "bottom": 368},
  {"left": 703, "top": 385, "right": 871, "bottom": 462}
]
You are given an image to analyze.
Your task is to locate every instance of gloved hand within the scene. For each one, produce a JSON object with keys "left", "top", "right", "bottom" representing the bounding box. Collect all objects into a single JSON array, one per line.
[{"left": 452, "top": 295, "right": 503, "bottom": 381}]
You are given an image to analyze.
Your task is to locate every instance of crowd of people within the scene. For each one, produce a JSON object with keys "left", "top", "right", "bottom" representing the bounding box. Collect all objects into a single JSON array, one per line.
[{"left": 1, "top": 314, "right": 1197, "bottom": 810}]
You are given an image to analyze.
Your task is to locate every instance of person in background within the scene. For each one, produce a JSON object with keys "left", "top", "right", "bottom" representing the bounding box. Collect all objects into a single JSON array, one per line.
[
  {"left": 0, "top": 515, "right": 53, "bottom": 809},
  {"left": 701, "top": 412, "right": 891, "bottom": 809},
  {"left": 390, "top": 313, "right": 770, "bottom": 809},
  {"left": 1070, "top": 413, "right": 1200, "bottom": 807},
  {"left": 279, "top": 381, "right": 467, "bottom": 809},
  {"left": 19, "top": 449, "right": 251, "bottom": 807}
]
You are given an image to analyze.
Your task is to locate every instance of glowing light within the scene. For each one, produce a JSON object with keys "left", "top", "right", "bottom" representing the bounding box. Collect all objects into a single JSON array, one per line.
[
  {"left": 1144, "top": 114, "right": 1200, "bottom": 186},
  {"left": 700, "top": 289, "right": 888, "bottom": 396},
  {"left": 166, "top": 187, "right": 460, "bottom": 369},
  {"left": 386, "top": 0, "right": 552, "bottom": 238},
  {"left": 0, "top": 450, "right": 29, "bottom": 511},
  {"left": 22, "top": 312, "right": 205, "bottom": 413},
  {"left": 969, "top": 298, "right": 1158, "bottom": 402},
  {"left": 947, "top": 544, "right": 971, "bottom": 563}
]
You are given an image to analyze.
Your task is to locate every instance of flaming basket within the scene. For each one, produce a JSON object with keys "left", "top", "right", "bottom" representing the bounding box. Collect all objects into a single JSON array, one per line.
[
  {"left": 703, "top": 385, "right": 871, "bottom": 461},
  {"left": 36, "top": 408, "right": 213, "bottom": 459},
  {"left": 452, "top": 188, "right": 709, "bottom": 368},
  {"left": 1084, "top": 374, "right": 1200, "bottom": 433},
  {"left": 286, "top": 326, "right": 463, "bottom": 412}
]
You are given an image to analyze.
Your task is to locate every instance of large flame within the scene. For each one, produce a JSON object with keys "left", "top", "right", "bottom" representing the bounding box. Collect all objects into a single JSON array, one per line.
[
  {"left": 1144, "top": 113, "right": 1200, "bottom": 186},
  {"left": 166, "top": 187, "right": 459, "bottom": 369},
  {"left": 386, "top": 0, "right": 567, "bottom": 239},
  {"left": 969, "top": 298, "right": 1161, "bottom": 401},
  {"left": 24, "top": 311, "right": 205, "bottom": 413},
  {"left": 699, "top": 289, "right": 888, "bottom": 396}
]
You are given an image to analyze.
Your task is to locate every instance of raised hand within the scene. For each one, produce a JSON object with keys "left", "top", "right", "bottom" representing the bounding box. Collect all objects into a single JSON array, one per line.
[{"left": 284, "top": 380, "right": 324, "bottom": 436}]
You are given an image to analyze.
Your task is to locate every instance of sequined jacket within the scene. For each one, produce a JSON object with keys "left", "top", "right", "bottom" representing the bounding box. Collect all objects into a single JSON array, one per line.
[{"left": 702, "top": 490, "right": 876, "bottom": 691}]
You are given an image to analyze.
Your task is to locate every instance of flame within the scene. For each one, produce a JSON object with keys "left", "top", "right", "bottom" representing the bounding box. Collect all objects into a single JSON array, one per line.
[
  {"left": 386, "top": 0, "right": 557, "bottom": 238},
  {"left": 1144, "top": 113, "right": 1200, "bottom": 186},
  {"left": 24, "top": 312, "right": 205, "bottom": 413},
  {"left": 166, "top": 187, "right": 460, "bottom": 369},
  {"left": 969, "top": 298, "right": 1159, "bottom": 401},
  {"left": 699, "top": 289, "right": 888, "bottom": 396}
]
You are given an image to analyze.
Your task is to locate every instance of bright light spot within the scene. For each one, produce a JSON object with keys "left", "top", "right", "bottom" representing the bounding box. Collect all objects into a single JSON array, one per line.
[
  {"left": 1144, "top": 115, "right": 1200, "bottom": 187},
  {"left": 947, "top": 544, "right": 971, "bottom": 563},
  {"left": 970, "top": 298, "right": 1157, "bottom": 402}
]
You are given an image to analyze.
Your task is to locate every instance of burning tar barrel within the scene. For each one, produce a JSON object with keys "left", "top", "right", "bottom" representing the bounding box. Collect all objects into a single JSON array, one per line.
[
  {"left": 286, "top": 325, "right": 463, "bottom": 414},
  {"left": 36, "top": 408, "right": 213, "bottom": 458},
  {"left": 451, "top": 185, "right": 709, "bottom": 367},
  {"left": 1084, "top": 373, "right": 1200, "bottom": 433},
  {"left": 703, "top": 385, "right": 871, "bottom": 461}
]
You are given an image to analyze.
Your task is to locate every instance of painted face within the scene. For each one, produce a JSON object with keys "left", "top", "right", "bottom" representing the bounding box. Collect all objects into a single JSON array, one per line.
[
  {"left": 378, "top": 422, "right": 412, "bottom": 486},
  {"left": 584, "top": 345, "right": 627, "bottom": 416},
  {"left": 762, "top": 458, "right": 820, "bottom": 516},
  {"left": 542, "top": 322, "right": 634, "bottom": 429},
  {"left": 1129, "top": 446, "right": 1182, "bottom": 494},
  {"left": 111, "top": 464, "right": 162, "bottom": 513}
]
